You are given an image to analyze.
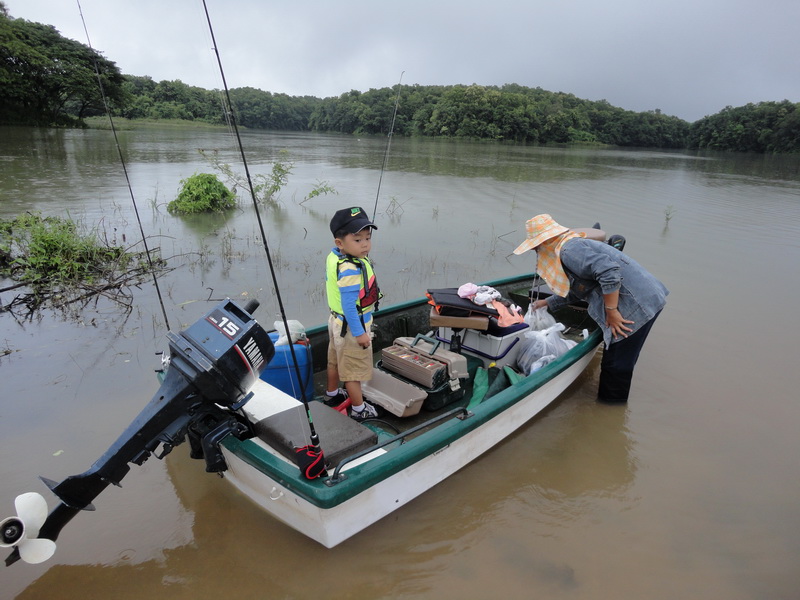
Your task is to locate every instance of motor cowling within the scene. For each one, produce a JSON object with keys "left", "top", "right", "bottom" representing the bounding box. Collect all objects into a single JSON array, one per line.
[{"left": 166, "top": 298, "right": 275, "bottom": 405}]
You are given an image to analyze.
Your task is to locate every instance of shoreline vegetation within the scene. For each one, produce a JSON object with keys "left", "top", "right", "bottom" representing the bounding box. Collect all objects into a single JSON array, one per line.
[
  {"left": 82, "top": 116, "right": 232, "bottom": 131},
  {"left": 2, "top": 5, "right": 799, "bottom": 154}
]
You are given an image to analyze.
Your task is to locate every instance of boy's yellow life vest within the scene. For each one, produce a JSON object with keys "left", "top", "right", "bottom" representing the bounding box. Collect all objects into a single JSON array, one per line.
[{"left": 326, "top": 253, "right": 380, "bottom": 317}]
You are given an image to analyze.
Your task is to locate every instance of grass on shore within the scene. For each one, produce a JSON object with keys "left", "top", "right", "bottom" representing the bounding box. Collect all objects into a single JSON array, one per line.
[{"left": 83, "top": 116, "right": 232, "bottom": 131}]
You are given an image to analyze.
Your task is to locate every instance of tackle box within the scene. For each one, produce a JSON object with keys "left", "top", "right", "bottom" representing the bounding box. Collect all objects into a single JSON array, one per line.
[
  {"left": 420, "top": 376, "right": 465, "bottom": 410},
  {"left": 377, "top": 334, "right": 473, "bottom": 412},
  {"left": 381, "top": 345, "right": 449, "bottom": 389},
  {"left": 361, "top": 369, "right": 428, "bottom": 417},
  {"left": 393, "top": 335, "right": 469, "bottom": 380},
  {"left": 375, "top": 361, "right": 466, "bottom": 411}
]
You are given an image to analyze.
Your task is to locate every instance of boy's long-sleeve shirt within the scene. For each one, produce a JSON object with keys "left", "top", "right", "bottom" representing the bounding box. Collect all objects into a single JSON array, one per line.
[{"left": 326, "top": 247, "right": 374, "bottom": 337}]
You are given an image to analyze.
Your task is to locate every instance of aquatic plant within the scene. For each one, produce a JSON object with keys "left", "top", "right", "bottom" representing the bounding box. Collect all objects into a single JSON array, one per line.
[
  {"left": 199, "top": 148, "right": 336, "bottom": 206},
  {"left": 0, "top": 212, "right": 168, "bottom": 317},
  {"left": 301, "top": 180, "right": 337, "bottom": 204},
  {"left": 168, "top": 173, "right": 236, "bottom": 214},
  {"left": 0, "top": 213, "right": 129, "bottom": 283},
  {"left": 199, "top": 149, "right": 292, "bottom": 206}
]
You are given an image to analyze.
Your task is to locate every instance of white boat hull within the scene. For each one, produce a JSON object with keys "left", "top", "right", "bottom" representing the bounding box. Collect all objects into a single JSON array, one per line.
[{"left": 221, "top": 343, "right": 599, "bottom": 547}]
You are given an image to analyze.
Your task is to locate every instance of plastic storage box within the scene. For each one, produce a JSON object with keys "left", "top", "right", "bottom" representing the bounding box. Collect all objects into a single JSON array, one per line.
[
  {"left": 436, "top": 325, "right": 528, "bottom": 368},
  {"left": 362, "top": 369, "right": 428, "bottom": 417},
  {"left": 259, "top": 332, "right": 314, "bottom": 401}
]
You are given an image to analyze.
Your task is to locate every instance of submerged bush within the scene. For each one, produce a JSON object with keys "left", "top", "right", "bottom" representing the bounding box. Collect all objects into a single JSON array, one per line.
[
  {"left": 168, "top": 173, "right": 236, "bottom": 214},
  {"left": 1, "top": 212, "right": 168, "bottom": 316},
  {"left": 0, "top": 213, "right": 128, "bottom": 283}
]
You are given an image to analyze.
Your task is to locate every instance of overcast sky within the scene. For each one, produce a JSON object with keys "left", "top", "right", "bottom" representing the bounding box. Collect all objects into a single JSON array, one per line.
[{"left": 7, "top": 0, "right": 800, "bottom": 122}]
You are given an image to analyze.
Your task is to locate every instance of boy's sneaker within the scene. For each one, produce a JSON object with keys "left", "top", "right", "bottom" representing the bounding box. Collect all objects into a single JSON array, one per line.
[
  {"left": 323, "top": 389, "right": 349, "bottom": 407},
  {"left": 349, "top": 401, "right": 378, "bottom": 422}
]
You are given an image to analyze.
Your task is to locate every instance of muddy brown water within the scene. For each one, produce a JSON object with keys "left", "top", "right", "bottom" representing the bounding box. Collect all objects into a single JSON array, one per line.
[{"left": 1, "top": 127, "right": 799, "bottom": 599}]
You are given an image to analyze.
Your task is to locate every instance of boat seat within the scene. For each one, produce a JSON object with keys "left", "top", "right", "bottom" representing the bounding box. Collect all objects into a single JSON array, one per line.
[
  {"left": 572, "top": 227, "right": 606, "bottom": 241},
  {"left": 429, "top": 306, "right": 490, "bottom": 354},
  {"left": 252, "top": 401, "right": 378, "bottom": 468},
  {"left": 428, "top": 306, "right": 489, "bottom": 331}
]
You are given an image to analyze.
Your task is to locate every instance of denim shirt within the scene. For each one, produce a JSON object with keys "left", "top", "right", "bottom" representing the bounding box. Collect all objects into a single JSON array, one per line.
[{"left": 545, "top": 238, "right": 669, "bottom": 347}]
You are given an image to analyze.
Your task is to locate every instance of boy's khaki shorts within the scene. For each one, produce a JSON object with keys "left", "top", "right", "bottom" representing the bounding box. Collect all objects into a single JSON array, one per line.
[{"left": 327, "top": 314, "right": 373, "bottom": 382}]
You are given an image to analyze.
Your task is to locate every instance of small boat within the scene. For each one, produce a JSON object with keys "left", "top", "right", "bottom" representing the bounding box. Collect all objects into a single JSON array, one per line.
[
  {"left": 3, "top": 228, "right": 621, "bottom": 564},
  {"left": 222, "top": 272, "right": 602, "bottom": 549}
]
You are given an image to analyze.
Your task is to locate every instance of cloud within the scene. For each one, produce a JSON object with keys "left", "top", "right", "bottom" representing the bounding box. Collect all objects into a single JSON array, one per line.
[{"left": 7, "top": 0, "right": 800, "bottom": 122}]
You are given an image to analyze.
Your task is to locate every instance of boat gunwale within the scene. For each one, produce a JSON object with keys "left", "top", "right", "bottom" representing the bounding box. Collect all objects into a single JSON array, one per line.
[{"left": 225, "top": 323, "right": 601, "bottom": 509}]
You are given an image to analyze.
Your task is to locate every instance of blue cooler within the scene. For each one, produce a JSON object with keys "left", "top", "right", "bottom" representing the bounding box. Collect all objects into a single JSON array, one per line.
[{"left": 259, "top": 332, "right": 314, "bottom": 401}]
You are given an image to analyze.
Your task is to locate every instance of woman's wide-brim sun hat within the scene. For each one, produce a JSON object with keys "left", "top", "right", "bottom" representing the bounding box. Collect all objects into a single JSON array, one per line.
[{"left": 513, "top": 214, "right": 570, "bottom": 255}]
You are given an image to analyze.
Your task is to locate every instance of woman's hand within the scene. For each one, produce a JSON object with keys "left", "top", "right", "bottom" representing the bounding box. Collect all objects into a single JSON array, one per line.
[
  {"left": 531, "top": 299, "right": 549, "bottom": 311},
  {"left": 605, "top": 308, "right": 634, "bottom": 340}
]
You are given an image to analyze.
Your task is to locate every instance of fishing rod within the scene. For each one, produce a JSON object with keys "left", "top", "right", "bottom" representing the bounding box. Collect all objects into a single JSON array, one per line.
[
  {"left": 76, "top": 0, "right": 171, "bottom": 332},
  {"left": 3, "top": 2, "right": 194, "bottom": 567},
  {"left": 3, "top": 3, "right": 313, "bottom": 568},
  {"left": 371, "top": 71, "right": 404, "bottom": 221},
  {"left": 201, "top": 0, "right": 321, "bottom": 450}
]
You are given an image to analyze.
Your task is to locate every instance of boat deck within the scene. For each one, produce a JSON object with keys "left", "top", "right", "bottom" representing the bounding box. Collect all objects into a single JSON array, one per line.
[
  {"left": 251, "top": 275, "right": 599, "bottom": 472},
  {"left": 316, "top": 322, "right": 589, "bottom": 440},
  {"left": 304, "top": 277, "right": 596, "bottom": 445}
]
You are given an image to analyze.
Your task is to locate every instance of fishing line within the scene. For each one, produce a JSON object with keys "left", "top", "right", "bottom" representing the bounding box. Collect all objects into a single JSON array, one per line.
[
  {"left": 76, "top": 0, "right": 171, "bottom": 332},
  {"left": 371, "top": 71, "right": 404, "bottom": 221},
  {"left": 201, "top": 0, "right": 320, "bottom": 446}
]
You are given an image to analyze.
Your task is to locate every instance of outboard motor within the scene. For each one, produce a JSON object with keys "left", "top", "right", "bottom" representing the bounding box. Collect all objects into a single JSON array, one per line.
[
  {"left": 4, "top": 298, "right": 274, "bottom": 566},
  {"left": 607, "top": 234, "right": 626, "bottom": 251}
]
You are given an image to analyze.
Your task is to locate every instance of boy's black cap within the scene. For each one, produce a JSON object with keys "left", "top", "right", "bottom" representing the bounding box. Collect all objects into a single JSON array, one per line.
[{"left": 330, "top": 207, "right": 378, "bottom": 236}]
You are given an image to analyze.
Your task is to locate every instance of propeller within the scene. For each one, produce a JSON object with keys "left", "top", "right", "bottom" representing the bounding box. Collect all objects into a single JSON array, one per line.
[{"left": 1, "top": 493, "right": 57, "bottom": 564}]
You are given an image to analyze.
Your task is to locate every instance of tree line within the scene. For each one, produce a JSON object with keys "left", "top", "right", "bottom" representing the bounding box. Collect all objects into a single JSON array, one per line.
[
  {"left": 0, "top": 3, "right": 125, "bottom": 126},
  {"left": 307, "top": 84, "right": 694, "bottom": 148},
  {"left": 2, "top": 5, "right": 798, "bottom": 153}
]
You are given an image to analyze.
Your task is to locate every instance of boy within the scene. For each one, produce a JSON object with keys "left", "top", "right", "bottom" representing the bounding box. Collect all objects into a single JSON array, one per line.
[{"left": 325, "top": 207, "right": 381, "bottom": 421}]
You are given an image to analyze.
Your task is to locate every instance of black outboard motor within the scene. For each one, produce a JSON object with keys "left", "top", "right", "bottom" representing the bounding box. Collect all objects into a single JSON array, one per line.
[
  {"left": 4, "top": 298, "right": 274, "bottom": 566},
  {"left": 607, "top": 234, "right": 626, "bottom": 251}
]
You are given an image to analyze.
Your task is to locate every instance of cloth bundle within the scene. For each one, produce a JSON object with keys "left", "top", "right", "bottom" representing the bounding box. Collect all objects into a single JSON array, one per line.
[
  {"left": 457, "top": 283, "right": 524, "bottom": 327},
  {"left": 458, "top": 283, "right": 501, "bottom": 306}
]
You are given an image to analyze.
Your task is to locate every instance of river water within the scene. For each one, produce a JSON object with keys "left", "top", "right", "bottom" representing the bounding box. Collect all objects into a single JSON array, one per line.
[{"left": 1, "top": 126, "right": 799, "bottom": 599}]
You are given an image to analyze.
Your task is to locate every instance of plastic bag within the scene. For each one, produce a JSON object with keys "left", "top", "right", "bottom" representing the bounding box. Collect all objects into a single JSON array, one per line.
[
  {"left": 517, "top": 330, "right": 550, "bottom": 374},
  {"left": 524, "top": 305, "right": 557, "bottom": 331},
  {"left": 516, "top": 323, "right": 577, "bottom": 375},
  {"left": 529, "top": 354, "right": 556, "bottom": 373},
  {"left": 274, "top": 320, "right": 306, "bottom": 346}
]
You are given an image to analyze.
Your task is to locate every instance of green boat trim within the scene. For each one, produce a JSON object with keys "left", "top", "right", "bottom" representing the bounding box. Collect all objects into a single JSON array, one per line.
[{"left": 223, "top": 327, "right": 601, "bottom": 510}]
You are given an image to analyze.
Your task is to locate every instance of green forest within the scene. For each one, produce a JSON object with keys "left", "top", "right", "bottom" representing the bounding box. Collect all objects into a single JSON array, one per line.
[{"left": 2, "top": 5, "right": 799, "bottom": 153}]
